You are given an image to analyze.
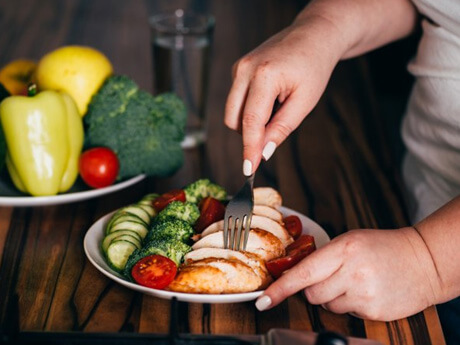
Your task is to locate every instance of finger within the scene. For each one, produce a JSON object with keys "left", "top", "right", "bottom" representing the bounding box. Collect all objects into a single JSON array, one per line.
[
  {"left": 241, "top": 77, "right": 278, "bottom": 175},
  {"left": 262, "top": 90, "right": 311, "bottom": 154},
  {"left": 303, "top": 265, "right": 347, "bottom": 305},
  {"left": 256, "top": 243, "right": 344, "bottom": 310},
  {"left": 322, "top": 294, "right": 360, "bottom": 316},
  {"left": 224, "top": 74, "right": 250, "bottom": 132}
]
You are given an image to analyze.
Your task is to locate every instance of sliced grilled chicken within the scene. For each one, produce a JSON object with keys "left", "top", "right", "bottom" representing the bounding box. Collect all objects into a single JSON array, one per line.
[
  {"left": 192, "top": 229, "right": 285, "bottom": 261},
  {"left": 199, "top": 220, "right": 222, "bottom": 238},
  {"left": 168, "top": 258, "right": 261, "bottom": 293},
  {"left": 185, "top": 248, "right": 272, "bottom": 288},
  {"left": 253, "top": 204, "right": 283, "bottom": 223},
  {"left": 167, "top": 264, "right": 228, "bottom": 293},
  {"left": 254, "top": 187, "right": 282, "bottom": 209},
  {"left": 200, "top": 215, "right": 293, "bottom": 247}
]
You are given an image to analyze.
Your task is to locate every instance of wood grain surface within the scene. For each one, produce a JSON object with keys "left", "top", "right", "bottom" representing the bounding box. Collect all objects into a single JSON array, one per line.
[{"left": 0, "top": 0, "right": 445, "bottom": 344}]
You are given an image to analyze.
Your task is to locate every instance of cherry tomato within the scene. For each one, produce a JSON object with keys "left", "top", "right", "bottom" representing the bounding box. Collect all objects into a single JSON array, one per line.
[
  {"left": 266, "top": 251, "right": 309, "bottom": 279},
  {"left": 194, "top": 197, "right": 226, "bottom": 233},
  {"left": 131, "top": 254, "right": 177, "bottom": 290},
  {"left": 286, "top": 234, "right": 316, "bottom": 256},
  {"left": 152, "top": 189, "right": 186, "bottom": 212},
  {"left": 79, "top": 147, "right": 119, "bottom": 189},
  {"left": 283, "top": 215, "right": 302, "bottom": 239}
]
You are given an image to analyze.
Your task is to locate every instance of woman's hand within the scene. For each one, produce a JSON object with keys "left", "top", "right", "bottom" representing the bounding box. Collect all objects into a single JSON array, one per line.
[
  {"left": 224, "top": 0, "right": 417, "bottom": 176},
  {"left": 255, "top": 227, "right": 443, "bottom": 321},
  {"left": 224, "top": 15, "right": 345, "bottom": 175}
]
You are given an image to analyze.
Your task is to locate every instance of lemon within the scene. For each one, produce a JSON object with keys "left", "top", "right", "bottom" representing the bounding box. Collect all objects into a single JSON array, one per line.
[{"left": 36, "top": 46, "right": 113, "bottom": 116}]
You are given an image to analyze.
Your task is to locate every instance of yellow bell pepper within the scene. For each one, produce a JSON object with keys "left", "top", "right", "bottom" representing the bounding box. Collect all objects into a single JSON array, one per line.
[{"left": 0, "top": 85, "right": 84, "bottom": 196}]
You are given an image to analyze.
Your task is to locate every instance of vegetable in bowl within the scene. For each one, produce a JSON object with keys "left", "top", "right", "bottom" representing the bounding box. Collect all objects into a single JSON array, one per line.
[
  {"left": 184, "top": 178, "right": 227, "bottom": 203},
  {"left": 146, "top": 217, "right": 195, "bottom": 243},
  {"left": 154, "top": 201, "right": 200, "bottom": 226},
  {"left": 101, "top": 179, "right": 228, "bottom": 288},
  {"left": 84, "top": 75, "right": 187, "bottom": 179}
]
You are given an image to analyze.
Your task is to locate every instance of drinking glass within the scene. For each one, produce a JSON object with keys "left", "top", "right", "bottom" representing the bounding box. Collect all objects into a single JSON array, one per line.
[{"left": 149, "top": 9, "right": 215, "bottom": 149}]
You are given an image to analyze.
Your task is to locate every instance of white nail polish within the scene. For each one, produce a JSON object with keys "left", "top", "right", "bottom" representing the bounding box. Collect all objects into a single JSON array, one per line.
[
  {"left": 243, "top": 159, "right": 252, "bottom": 176},
  {"left": 262, "top": 141, "right": 276, "bottom": 161},
  {"left": 255, "top": 295, "right": 272, "bottom": 311}
]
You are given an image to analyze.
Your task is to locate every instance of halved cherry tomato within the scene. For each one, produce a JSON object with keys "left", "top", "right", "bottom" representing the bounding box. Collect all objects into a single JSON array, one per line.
[
  {"left": 152, "top": 189, "right": 186, "bottom": 212},
  {"left": 131, "top": 254, "right": 177, "bottom": 290},
  {"left": 286, "top": 234, "right": 316, "bottom": 256},
  {"left": 266, "top": 252, "right": 309, "bottom": 279},
  {"left": 194, "top": 197, "right": 226, "bottom": 233},
  {"left": 283, "top": 215, "right": 302, "bottom": 239}
]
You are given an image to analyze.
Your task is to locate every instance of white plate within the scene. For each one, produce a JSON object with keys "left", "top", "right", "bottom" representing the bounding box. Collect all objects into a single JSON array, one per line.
[
  {"left": 84, "top": 206, "right": 330, "bottom": 304},
  {"left": 0, "top": 174, "right": 145, "bottom": 207}
]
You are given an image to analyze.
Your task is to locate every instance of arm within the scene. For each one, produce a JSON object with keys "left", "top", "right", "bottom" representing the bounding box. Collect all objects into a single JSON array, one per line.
[
  {"left": 256, "top": 197, "right": 460, "bottom": 321},
  {"left": 415, "top": 197, "right": 460, "bottom": 303},
  {"left": 224, "top": 0, "right": 418, "bottom": 175}
]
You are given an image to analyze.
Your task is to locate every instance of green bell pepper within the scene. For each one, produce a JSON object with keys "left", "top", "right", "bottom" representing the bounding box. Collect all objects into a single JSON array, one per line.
[{"left": 0, "top": 85, "right": 84, "bottom": 196}]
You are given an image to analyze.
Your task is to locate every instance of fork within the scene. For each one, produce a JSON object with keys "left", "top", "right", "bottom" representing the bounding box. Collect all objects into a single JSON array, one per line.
[{"left": 223, "top": 174, "right": 255, "bottom": 251}]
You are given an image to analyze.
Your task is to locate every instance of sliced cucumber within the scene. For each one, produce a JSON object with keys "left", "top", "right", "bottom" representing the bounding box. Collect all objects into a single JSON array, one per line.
[
  {"left": 110, "top": 234, "right": 141, "bottom": 249},
  {"left": 107, "top": 214, "right": 148, "bottom": 233},
  {"left": 109, "top": 221, "right": 149, "bottom": 239},
  {"left": 106, "top": 211, "right": 148, "bottom": 233},
  {"left": 102, "top": 230, "right": 143, "bottom": 253},
  {"left": 118, "top": 205, "right": 151, "bottom": 224},
  {"left": 107, "top": 240, "right": 138, "bottom": 272},
  {"left": 140, "top": 193, "right": 159, "bottom": 203},
  {"left": 137, "top": 203, "right": 156, "bottom": 219}
]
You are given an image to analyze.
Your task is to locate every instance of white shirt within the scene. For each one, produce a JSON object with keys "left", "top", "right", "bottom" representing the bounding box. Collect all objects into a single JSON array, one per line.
[{"left": 401, "top": 0, "right": 460, "bottom": 221}]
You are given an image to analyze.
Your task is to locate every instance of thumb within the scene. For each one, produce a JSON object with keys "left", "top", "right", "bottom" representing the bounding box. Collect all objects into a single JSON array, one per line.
[{"left": 255, "top": 243, "right": 343, "bottom": 310}]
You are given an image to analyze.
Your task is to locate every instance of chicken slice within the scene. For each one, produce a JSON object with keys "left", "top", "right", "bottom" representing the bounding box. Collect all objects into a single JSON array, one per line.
[
  {"left": 253, "top": 204, "right": 283, "bottom": 223},
  {"left": 200, "top": 215, "right": 293, "bottom": 247},
  {"left": 192, "top": 229, "right": 285, "bottom": 261},
  {"left": 199, "top": 220, "right": 222, "bottom": 237},
  {"left": 254, "top": 187, "right": 282, "bottom": 209},
  {"left": 185, "top": 248, "right": 272, "bottom": 288},
  {"left": 168, "top": 258, "right": 261, "bottom": 293},
  {"left": 167, "top": 265, "right": 228, "bottom": 294}
]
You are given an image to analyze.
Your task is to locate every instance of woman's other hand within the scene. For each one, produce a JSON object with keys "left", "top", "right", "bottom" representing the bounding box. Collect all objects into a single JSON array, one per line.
[{"left": 255, "top": 227, "right": 442, "bottom": 321}]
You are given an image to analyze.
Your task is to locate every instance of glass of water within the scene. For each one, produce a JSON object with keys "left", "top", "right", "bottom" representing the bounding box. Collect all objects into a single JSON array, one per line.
[{"left": 149, "top": 9, "right": 215, "bottom": 149}]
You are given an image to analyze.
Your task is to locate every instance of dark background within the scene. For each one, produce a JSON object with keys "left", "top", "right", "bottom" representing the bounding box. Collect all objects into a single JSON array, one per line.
[{"left": 0, "top": 0, "right": 419, "bottom": 169}]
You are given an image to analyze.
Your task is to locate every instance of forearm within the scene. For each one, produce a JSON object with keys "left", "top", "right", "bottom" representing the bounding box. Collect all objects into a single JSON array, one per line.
[
  {"left": 415, "top": 196, "right": 460, "bottom": 303},
  {"left": 293, "top": 0, "right": 418, "bottom": 59}
]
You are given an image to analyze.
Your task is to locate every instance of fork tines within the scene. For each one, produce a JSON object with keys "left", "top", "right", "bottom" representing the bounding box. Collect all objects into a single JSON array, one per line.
[
  {"left": 224, "top": 213, "right": 252, "bottom": 251},
  {"left": 223, "top": 175, "right": 254, "bottom": 251}
]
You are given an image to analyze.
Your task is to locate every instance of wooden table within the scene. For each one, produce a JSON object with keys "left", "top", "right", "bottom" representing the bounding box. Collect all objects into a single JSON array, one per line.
[{"left": 0, "top": 0, "right": 446, "bottom": 344}]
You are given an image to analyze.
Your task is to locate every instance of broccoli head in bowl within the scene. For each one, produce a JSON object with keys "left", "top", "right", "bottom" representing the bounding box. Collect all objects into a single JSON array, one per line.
[{"left": 84, "top": 75, "right": 187, "bottom": 179}]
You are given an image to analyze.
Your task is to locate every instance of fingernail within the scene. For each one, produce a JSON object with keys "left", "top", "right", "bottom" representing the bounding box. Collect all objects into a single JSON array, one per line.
[
  {"left": 255, "top": 295, "right": 272, "bottom": 311},
  {"left": 262, "top": 141, "right": 276, "bottom": 161},
  {"left": 243, "top": 159, "right": 252, "bottom": 176}
]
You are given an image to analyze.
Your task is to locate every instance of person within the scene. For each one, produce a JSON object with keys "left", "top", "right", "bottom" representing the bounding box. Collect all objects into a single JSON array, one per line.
[{"left": 224, "top": 0, "right": 460, "bottom": 343}]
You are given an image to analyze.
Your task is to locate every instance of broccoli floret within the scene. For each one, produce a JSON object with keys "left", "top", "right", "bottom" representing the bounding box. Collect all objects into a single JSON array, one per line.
[
  {"left": 145, "top": 217, "right": 194, "bottom": 243},
  {"left": 184, "top": 178, "right": 227, "bottom": 203},
  {"left": 123, "top": 238, "right": 191, "bottom": 280},
  {"left": 155, "top": 201, "right": 200, "bottom": 225},
  {"left": 84, "top": 75, "right": 187, "bottom": 179}
]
